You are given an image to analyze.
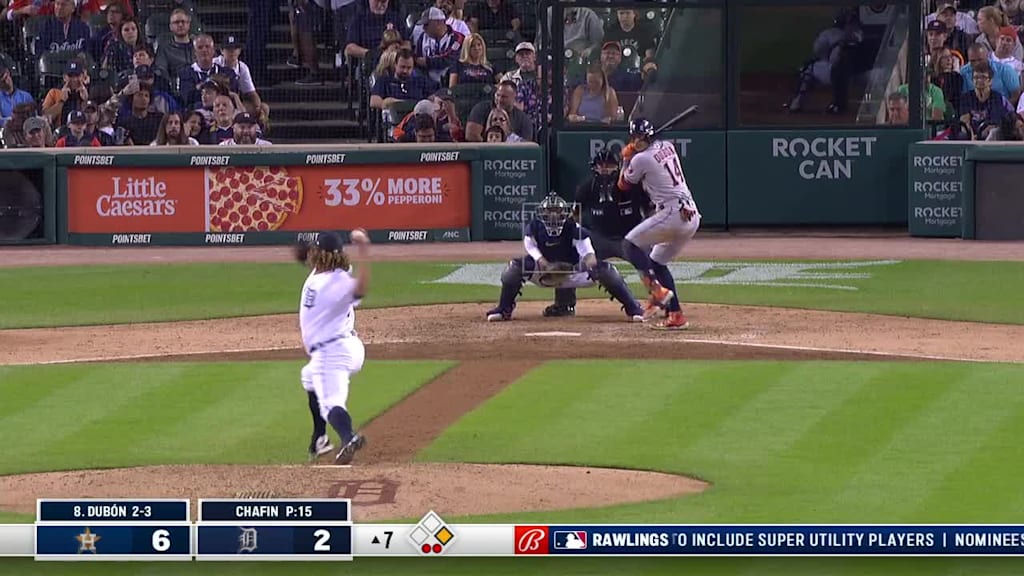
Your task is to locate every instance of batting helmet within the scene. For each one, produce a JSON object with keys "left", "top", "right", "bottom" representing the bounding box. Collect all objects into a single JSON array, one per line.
[{"left": 629, "top": 117, "right": 655, "bottom": 140}]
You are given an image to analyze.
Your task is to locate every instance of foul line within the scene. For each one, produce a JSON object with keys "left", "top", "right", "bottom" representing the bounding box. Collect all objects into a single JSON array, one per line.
[
  {"left": 5, "top": 345, "right": 298, "bottom": 366},
  {"left": 4, "top": 341, "right": 1013, "bottom": 366},
  {"left": 678, "top": 337, "right": 998, "bottom": 363}
]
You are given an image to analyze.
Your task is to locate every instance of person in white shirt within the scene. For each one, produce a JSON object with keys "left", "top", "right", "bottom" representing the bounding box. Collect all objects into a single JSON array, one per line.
[
  {"left": 297, "top": 230, "right": 371, "bottom": 464},
  {"left": 214, "top": 34, "right": 270, "bottom": 122},
  {"left": 218, "top": 112, "right": 273, "bottom": 145}
]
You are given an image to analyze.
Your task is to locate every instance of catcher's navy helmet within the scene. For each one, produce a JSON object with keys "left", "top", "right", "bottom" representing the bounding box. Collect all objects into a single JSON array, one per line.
[
  {"left": 629, "top": 117, "right": 655, "bottom": 140},
  {"left": 537, "top": 192, "right": 570, "bottom": 236}
]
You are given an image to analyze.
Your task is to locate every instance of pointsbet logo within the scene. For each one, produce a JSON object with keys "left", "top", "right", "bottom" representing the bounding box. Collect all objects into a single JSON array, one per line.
[{"left": 96, "top": 176, "right": 178, "bottom": 217}]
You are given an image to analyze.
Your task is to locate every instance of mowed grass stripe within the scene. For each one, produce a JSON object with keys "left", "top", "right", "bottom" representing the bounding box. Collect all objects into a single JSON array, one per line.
[
  {"left": 0, "top": 366, "right": 84, "bottom": 419},
  {"left": 912, "top": 372, "right": 1024, "bottom": 523},
  {"left": 775, "top": 363, "right": 958, "bottom": 520},
  {"left": 832, "top": 365, "right": 1023, "bottom": 521},
  {"left": 0, "top": 365, "right": 189, "bottom": 473},
  {"left": 0, "top": 361, "right": 452, "bottom": 475}
]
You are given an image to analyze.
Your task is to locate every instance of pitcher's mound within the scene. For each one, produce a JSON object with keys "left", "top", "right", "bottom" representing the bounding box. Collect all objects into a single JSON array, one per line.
[{"left": 0, "top": 463, "right": 708, "bottom": 521}]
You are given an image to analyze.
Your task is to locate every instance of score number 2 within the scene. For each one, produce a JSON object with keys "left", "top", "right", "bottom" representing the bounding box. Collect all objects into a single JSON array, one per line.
[{"left": 323, "top": 179, "right": 360, "bottom": 207}]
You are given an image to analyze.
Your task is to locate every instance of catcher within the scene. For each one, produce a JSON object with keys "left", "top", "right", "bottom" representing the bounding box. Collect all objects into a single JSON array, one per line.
[{"left": 485, "top": 193, "right": 645, "bottom": 322}]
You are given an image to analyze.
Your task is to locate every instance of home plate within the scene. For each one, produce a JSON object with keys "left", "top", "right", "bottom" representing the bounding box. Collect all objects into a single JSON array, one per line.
[{"left": 524, "top": 331, "right": 582, "bottom": 337}]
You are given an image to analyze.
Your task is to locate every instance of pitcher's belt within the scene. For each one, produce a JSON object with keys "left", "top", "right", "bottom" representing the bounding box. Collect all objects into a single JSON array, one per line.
[{"left": 309, "top": 331, "right": 356, "bottom": 353}]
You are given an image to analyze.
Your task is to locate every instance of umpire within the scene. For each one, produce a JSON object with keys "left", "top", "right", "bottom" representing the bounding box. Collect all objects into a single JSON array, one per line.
[{"left": 543, "top": 148, "right": 646, "bottom": 317}]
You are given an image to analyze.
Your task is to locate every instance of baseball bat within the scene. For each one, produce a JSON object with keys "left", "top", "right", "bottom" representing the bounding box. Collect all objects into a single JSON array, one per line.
[{"left": 652, "top": 105, "right": 700, "bottom": 137}]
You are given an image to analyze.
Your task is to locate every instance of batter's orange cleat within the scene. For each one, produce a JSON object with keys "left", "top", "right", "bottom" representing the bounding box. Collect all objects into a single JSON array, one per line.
[
  {"left": 651, "top": 311, "right": 689, "bottom": 330},
  {"left": 642, "top": 276, "right": 674, "bottom": 308}
]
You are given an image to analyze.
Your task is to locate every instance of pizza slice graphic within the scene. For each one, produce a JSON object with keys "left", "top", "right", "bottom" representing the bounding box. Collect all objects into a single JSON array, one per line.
[{"left": 206, "top": 166, "right": 303, "bottom": 232}]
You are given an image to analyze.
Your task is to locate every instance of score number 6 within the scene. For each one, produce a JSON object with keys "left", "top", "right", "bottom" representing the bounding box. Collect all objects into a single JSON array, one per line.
[
  {"left": 152, "top": 529, "right": 171, "bottom": 552},
  {"left": 323, "top": 179, "right": 360, "bottom": 207}
]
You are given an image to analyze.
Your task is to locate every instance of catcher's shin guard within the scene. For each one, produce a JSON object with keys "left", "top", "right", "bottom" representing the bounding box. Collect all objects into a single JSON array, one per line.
[
  {"left": 494, "top": 258, "right": 526, "bottom": 313},
  {"left": 591, "top": 261, "right": 644, "bottom": 317},
  {"left": 552, "top": 287, "right": 577, "bottom": 307}
]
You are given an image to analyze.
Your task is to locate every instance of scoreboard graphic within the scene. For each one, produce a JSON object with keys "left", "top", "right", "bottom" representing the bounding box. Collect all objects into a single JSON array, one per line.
[{"left": 10, "top": 499, "right": 1024, "bottom": 560}]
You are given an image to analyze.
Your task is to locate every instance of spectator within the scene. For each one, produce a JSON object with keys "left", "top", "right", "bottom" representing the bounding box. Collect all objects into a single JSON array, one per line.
[
  {"left": 959, "top": 60, "right": 1015, "bottom": 140},
  {"left": 214, "top": 34, "right": 269, "bottom": 121},
  {"left": 597, "top": 41, "right": 642, "bottom": 92},
  {"left": 105, "top": 64, "right": 178, "bottom": 119},
  {"left": 934, "top": 2, "right": 975, "bottom": 59},
  {"left": 410, "top": 113, "right": 438, "bottom": 142},
  {"left": 289, "top": 0, "right": 324, "bottom": 85},
  {"left": 154, "top": 8, "right": 195, "bottom": 79},
  {"left": 41, "top": 60, "right": 90, "bottom": 128},
  {"left": 82, "top": 99, "right": 114, "bottom": 145},
  {"left": 500, "top": 42, "right": 545, "bottom": 131},
  {"left": 369, "top": 48, "right": 437, "bottom": 110},
  {"left": 330, "top": 0, "right": 360, "bottom": 68},
  {"left": 102, "top": 18, "right": 141, "bottom": 74},
  {"left": 485, "top": 106, "right": 524, "bottom": 142},
  {"left": 540, "top": 4, "right": 603, "bottom": 60},
  {"left": 372, "top": 39, "right": 401, "bottom": 78},
  {"left": 2, "top": 103, "right": 39, "bottom": 148},
  {"left": 784, "top": 8, "right": 864, "bottom": 114},
  {"left": 884, "top": 92, "right": 909, "bottom": 125},
  {"left": 117, "top": 83, "right": 163, "bottom": 145},
  {"left": 466, "top": 79, "right": 533, "bottom": 141},
  {"left": 183, "top": 108, "right": 211, "bottom": 144},
  {"left": 80, "top": 0, "right": 134, "bottom": 20},
  {"left": 55, "top": 110, "right": 102, "bottom": 146},
  {"left": 931, "top": 47, "right": 965, "bottom": 113},
  {"left": 961, "top": 43, "right": 1020, "bottom": 103},
  {"left": 993, "top": 26, "right": 1024, "bottom": 80},
  {"left": 925, "top": 21, "right": 963, "bottom": 69},
  {"left": 414, "top": 7, "right": 464, "bottom": 86},
  {"left": 209, "top": 92, "right": 236, "bottom": 142},
  {"left": 23, "top": 115, "right": 53, "bottom": 148},
  {"left": 465, "top": 0, "right": 519, "bottom": 34},
  {"left": 413, "top": 0, "right": 470, "bottom": 45},
  {"left": 393, "top": 93, "right": 462, "bottom": 141},
  {"left": 151, "top": 111, "right": 198, "bottom": 145},
  {"left": 603, "top": 9, "right": 657, "bottom": 62},
  {"left": 177, "top": 34, "right": 240, "bottom": 111},
  {"left": 449, "top": 32, "right": 493, "bottom": 87},
  {"left": 344, "top": 0, "right": 404, "bottom": 65},
  {"left": 89, "top": 1, "right": 125, "bottom": 62},
  {"left": 120, "top": 44, "right": 173, "bottom": 94},
  {"left": 898, "top": 68, "right": 947, "bottom": 122},
  {"left": 219, "top": 112, "right": 271, "bottom": 145},
  {"left": 999, "top": 0, "right": 1024, "bottom": 27},
  {"left": 3, "top": 0, "right": 53, "bottom": 23},
  {"left": 484, "top": 123, "right": 505, "bottom": 142},
  {"left": 927, "top": 1, "right": 980, "bottom": 37},
  {"left": 0, "top": 62, "right": 33, "bottom": 127},
  {"left": 36, "top": 0, "right": 90, "bottom": 55},
  {"left": 976, "top": 6, "right": 1023, "bottom": 61},
  {"left": 567, "top": 62, "right": 618, "bottom": 124}
]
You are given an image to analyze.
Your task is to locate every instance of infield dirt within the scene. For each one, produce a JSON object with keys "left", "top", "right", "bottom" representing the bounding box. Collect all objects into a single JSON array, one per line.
[{"left": 1, "top": 236, "right": 1020, "bottom": 522}]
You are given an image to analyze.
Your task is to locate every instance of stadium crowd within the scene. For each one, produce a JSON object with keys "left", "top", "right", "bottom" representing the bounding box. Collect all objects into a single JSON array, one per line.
[{"left": 5, "top": 0, "right": 1017, "bottom": 147}]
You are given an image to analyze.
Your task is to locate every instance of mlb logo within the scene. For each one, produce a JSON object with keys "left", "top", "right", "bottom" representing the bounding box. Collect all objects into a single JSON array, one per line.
[
  {"left": 514, "top": 526, "right": 549, "bottom": 555},
  {"left": 553, "top": 531, "right": 588, "bottom": 550}
]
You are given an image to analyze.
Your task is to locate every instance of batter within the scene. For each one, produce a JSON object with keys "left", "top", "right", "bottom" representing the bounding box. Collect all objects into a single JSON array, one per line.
[{"left": 619, "top": 117, "right": 701, "bottom": 330}]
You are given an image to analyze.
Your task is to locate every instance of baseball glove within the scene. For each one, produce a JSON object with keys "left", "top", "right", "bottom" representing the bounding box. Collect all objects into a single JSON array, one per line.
[
  {"left": 293, "top": 240, "right": 311, "bottom": 264},
  {"left": 534, "top": 261, "right": 576, "bottom": 288}
]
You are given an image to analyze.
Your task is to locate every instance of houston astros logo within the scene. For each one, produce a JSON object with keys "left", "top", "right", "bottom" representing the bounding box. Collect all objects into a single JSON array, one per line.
[{"left": 515, "top": 527, "right": 549, "bottom": 554}]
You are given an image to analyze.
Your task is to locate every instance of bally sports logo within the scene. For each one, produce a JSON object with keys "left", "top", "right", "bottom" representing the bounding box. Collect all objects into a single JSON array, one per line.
[
  {"left": 514, "top": 526, "right": 549, "bottom": 554},
  {"left": 95, "top": 176, "right": 178, "bottom": 217}
]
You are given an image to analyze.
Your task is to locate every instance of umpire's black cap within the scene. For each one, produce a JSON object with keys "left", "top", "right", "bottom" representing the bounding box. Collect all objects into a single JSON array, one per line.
[{"left": 315, "top": 231, "right": 344, "bottom": 251}]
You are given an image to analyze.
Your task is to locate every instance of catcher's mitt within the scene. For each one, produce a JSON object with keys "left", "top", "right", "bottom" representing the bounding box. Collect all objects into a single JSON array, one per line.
[
  {"left": 534, "top": 261, "right": 576, "bottom": 288},
  {"left": 293, "top": 240, "right": 311, "bottom": 264}
]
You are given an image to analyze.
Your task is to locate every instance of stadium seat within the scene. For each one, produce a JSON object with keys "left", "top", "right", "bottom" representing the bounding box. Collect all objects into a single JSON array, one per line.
[
  {"left": 0, "top": 52, "right": 19, "bottom": 82},
  {"left": 451, "top": 82, "right": 492, "bottom": 123},
  {"left": 22, "top": 15, "right": 46, "bottom": 55},
  {"left": 145, "top": 12, "right": 170, "bottom": 44},
  {"left": 479, "top": 29, "right": 517, "bottom": 48}
]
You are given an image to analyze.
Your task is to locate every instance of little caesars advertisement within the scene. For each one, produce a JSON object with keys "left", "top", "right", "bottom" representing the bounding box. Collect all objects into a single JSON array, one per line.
[{"left": 906, "top": 142, "right": 968, "bottom": 237}]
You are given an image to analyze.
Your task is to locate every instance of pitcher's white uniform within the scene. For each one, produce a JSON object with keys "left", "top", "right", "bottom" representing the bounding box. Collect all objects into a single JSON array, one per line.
[
  {"left": 299, "top": 267, "right": 365, "bottom": 419},
  {"left": 621, "top": 140, "right": 701, "bottom": 264}
]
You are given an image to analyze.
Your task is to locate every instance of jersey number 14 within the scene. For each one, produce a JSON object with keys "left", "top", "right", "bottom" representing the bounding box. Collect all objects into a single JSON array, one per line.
[{"left": 662, "top": 157, "right": 684, "bottom": 186}]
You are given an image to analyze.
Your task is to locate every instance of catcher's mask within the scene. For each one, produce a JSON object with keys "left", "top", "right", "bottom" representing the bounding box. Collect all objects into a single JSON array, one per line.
[
  {"left": 591, "top": 149, "right": 620, "bottom": 179},
  {"left": 537, "top": 193, "right": 570, "bottom": 236}
]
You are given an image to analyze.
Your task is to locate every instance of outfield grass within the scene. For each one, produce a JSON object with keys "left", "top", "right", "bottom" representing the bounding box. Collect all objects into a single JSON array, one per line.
[
  {"left": 421, "top": 360, "right": 1024, "bottom": 524},
  {"left": 0, "top": 360, "right": 452, "bottom": 476},
  {"left": 1, "top": 260, "right": 1023, "bottom": 328}
]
